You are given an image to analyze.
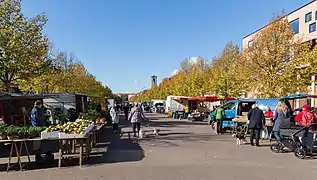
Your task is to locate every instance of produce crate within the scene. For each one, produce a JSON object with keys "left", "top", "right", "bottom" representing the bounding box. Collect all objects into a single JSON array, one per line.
[
  {"left": 83, "top": 123, "right": 96, "bottom": 135},
  {"left": 41, "top": 131, "right": 60, "bottom": 139},
  {"left": 59, "top": 132, "right": 87, "bottom": 139}
]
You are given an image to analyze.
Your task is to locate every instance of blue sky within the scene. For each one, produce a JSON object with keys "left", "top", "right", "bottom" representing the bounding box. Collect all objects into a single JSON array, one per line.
[{"left": 21, "top": 0, "right": 310, "bottom": 93}]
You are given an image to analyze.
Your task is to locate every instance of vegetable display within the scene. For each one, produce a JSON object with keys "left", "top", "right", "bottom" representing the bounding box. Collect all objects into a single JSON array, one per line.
[
  {"left": 95, "top": 117, "right": 106, "bottom": 124},
  {"left": 45, "top": 119, "right": 93, "bottom": 134},
  {"left": 0, "top": 125, "right": 45, "bottom": 140}
]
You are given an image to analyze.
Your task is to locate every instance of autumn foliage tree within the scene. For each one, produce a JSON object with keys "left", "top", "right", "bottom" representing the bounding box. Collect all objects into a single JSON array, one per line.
[
  {"left": 0, "top": 0, "right": 113, "bottom": 98},
  {"left": 242, "top": 17, "right": 303, "bottom": 97},
  {"left": 131, "top": 14, "right": 317, "bottom": 102},
  {"left": 206, "top": 42, "right": 245, "bottom": 97},
  {"left": 0, "top": 0, "right": 49, "bottom": 91}
]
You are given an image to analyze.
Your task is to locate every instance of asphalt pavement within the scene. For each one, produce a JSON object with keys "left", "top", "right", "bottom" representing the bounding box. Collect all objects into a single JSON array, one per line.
[{"left": 1, "top": 113, "right": 317, "bottom": 180}]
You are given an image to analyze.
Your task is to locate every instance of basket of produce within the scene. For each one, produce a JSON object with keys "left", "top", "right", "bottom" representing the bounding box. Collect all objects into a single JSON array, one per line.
[
  {"left": 95, "top": 117, "right": 106, "bottom": 125},
  {"left": 44, "top": 119, "right": 94, "bottom": 139}
]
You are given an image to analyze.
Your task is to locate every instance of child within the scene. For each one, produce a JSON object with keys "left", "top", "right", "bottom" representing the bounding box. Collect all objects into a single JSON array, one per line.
[{"left": 110, "top": 105, "right": 119, "bottom": 133}]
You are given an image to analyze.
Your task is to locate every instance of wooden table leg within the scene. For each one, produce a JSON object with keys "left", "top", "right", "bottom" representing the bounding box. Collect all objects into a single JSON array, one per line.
[
  {"left": 58, "top": 140, "right": 63, "bottom": 168},
  {"left": 72, "top": 139, "right": 76, "bottom": 154},
  {"left": 6, "top": 142, "right": 14, "bottom": 172},
  {"left": 15, "top": 142, "right": 22, "bottom": 171},
  {"left": 97, "top": 130, "right": 100, "bottom": 142},
  {"left": 79, "top": 139, "right": 83, "bottom": 167},
  {"left": 93, "top": 131, "right": 97, "bottom": 147},
  {"left": 86, "top": 137, "right": 91, "bottom": 160},
  {"left": 23, "top": 141, "right": 31, "bottom": 163}
]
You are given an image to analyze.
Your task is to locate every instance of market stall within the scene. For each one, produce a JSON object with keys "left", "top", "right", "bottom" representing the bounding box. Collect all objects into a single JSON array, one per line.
[
  {"left": 0, "top": 114, "right": 107, "bottom": 172},
  {"left": 178, "top": 96, "right": 236, "bottom": 121},
  {"left": 0, "top": 93, "right": 58, "bottom": 125}
]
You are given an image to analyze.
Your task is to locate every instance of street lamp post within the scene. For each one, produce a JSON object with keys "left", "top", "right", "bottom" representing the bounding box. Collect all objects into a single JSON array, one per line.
[
  {"left": 296, "top": 74, "right": 300, "bottom": 109},
  {"left": 311, "top": 75, "right": 316, "bottom": 107}
]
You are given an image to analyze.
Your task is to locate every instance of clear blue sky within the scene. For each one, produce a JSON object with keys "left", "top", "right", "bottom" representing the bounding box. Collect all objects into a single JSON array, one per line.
[{"left": 21, "top": 0, "right": 310, "bottom": 93}]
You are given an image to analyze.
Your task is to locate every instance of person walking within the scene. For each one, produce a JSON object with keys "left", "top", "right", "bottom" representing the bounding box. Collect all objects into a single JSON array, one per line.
[
  {"left": 129, "top": 103, "right": 147, "bottom": 137},
  {"left": 264, "top": 106, "right": 274, "bottom": 140},
  {"left": 272, "top": 102, "right": 288, "bottom": 144},
  {"left": 247, "top": 104, "right": 264, "bottom": 147},
  {"left": 184, "top": 105, "right": 190, "bottom": 119},
  {"left": 123, "top": 103, "right": 129, "bottom": 120},
  {"left": 214, "top": 106, "right": 225, "bottom": 134},
  {"left": 110, "top": 105, "right": 120, "bottom": 134}
]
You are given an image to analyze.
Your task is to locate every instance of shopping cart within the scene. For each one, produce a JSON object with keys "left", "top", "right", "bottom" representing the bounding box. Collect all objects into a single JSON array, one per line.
[{"left": 233, "top": 122, "right": 249, "bottom": 139}]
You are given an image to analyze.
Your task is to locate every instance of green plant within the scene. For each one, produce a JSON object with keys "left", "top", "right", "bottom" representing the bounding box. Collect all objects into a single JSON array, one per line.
[
  {"left": 0, "top": 126, "right": 6, "bottom": 136},
  {"left": 18, "top": 126, "right": 28, "bottom": 138},
  {"left": 1, "top": 125, "right": 46, "bottom": 139},
  {"left": 6, "top": 126, "right": 20, "bottom": 137},
  {"left": 82, "top": 108, "right": 102, "bottom": 122}
]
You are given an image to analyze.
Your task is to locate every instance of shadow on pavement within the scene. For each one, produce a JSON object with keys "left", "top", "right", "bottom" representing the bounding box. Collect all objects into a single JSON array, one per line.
[
  {"left": 137, "top": 132, "right": 224, "bottom": 147},
  {"left": 86, "top": 117, "right": 145, "bottom": 165},
  {"left": 0, "top": 116, "right": 145, "bottom": 172},
  {"left": 147, "top": 120, "right": 207, "bottom": 128}
]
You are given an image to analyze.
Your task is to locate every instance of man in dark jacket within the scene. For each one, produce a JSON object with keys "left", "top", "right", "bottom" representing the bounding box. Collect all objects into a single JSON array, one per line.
[
  {"left": 123, "top": 103, "right": 129, "bottom": 120},
  {"left": 247, "top": 104, "right": 264, "bottom": 147}
]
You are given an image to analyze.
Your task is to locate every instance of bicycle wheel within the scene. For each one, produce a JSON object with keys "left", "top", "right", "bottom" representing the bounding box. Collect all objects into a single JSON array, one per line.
[
  {"left": 294, "top": 148, "right": 306, "bottom": 159},
  {"left": 270, "top": 143, "right": 283, "bottom": 153}
]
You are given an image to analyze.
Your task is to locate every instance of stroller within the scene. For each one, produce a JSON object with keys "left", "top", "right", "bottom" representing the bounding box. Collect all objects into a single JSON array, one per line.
[
  {"left": 270, "top": 127, "right": 301, "bottom": 153},
  {"left": 292, "top": 123, "right": 317, "bottom": 159},
  {"left": 270, "top": 123, "right": 317, "bottom": 159}
]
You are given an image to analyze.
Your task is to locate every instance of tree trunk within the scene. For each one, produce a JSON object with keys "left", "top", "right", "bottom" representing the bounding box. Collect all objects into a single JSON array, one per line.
[
  {"left": 2, "top": 80, "right": 21, "bottom": 93},
  {"left": 3, "top": 80, "right": 11, "bottom": 92}
]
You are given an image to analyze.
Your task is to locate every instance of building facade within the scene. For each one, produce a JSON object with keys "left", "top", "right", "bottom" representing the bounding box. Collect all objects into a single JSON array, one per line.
[
  {"left": 242, "top": 0, "right": 317, "bottom": 50},
  {"left": 242, "top": 0, "right": 317, "bottom": 107}
]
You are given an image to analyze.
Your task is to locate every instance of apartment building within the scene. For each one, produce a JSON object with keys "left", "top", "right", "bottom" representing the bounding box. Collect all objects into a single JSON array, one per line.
[
  {"left": 242, "top": 0, "right": 317, "bottom": 106},
  {"left": 242, "top": 0, "right": 317, "bottom": 50}
]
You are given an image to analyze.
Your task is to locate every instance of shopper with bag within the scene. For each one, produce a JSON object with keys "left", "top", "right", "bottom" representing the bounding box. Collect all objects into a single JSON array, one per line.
[
  {"left": 264, "top": 106, "right": 274, "bottom": 140},
  {"left": 129, "top": 103, "right": 147, "bottom": 138}
]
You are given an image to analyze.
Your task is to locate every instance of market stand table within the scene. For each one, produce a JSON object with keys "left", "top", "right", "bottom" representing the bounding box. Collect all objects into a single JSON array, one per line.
[
  {"left": 3, "top": 124, "right": 106, "bottom": 172},
  {"left": 57, "top": 136, "right": 88, "bottom": 168},
  {"left": 0, "top": 139, "right": 32, "bottom": 172}
]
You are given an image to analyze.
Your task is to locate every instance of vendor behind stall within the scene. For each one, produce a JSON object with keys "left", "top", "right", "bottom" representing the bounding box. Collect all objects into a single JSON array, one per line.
[
  {"left": 31, "top": 100, "right": 53, "bottom": 162},
  {"left": 31, "top": 100, "right": 46, "bottom": 127}
]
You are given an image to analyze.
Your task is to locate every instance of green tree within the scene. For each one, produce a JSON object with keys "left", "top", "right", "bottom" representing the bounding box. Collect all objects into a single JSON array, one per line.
[
  {"left": 0, "top": 0, "right": 49, "bottom": 91},
  {"left": 207, "top": 42, "right": 243, "bottom": 97},
  {"left": 242, "top": 17, "right": 302, "bottom": 97}
]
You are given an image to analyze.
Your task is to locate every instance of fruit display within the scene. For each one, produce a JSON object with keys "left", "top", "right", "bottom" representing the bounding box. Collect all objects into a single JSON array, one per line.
[
  {"left": 95, "top": 117, "right": 106, "bottom": 124},
  {"left": 45, "top": 119, "right": 93, "bottom": 134}
]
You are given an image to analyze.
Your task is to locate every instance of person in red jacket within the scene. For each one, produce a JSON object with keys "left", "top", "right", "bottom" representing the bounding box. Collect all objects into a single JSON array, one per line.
[
  {"left": 295, "top": 104, "right": 317, "bottom": 127},
  {"left": 264, "top": 106, "right": 274, "bottom": 139},
  {"left": 295, "top": 104, "right": 317, "bottom": 150}
]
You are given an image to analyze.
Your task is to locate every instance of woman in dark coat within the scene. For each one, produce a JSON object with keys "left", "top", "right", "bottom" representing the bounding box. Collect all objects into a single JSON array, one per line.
[{"left": 247, "top": 104, "right": 265, "bottom": 147}]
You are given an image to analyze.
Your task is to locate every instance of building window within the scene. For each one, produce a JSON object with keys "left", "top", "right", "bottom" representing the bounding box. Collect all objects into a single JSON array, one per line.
[
  {"left": 309, "top": 22, "right": 316, "bottom": 33},
  {"left": 306, "top": 12, "right": 312, "bottom": 22},
  {"left": 248, "top": 40, "right": 254, "bottom": 47},
  {"left": 290, "top": 18, "right": 299, "bottom": 34}
]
